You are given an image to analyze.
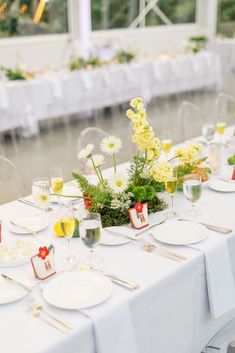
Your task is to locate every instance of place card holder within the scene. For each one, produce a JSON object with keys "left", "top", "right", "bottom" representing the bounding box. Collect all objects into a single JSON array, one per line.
[
  {"left": 128, "top": 202, "right": 149, "bottom": 229},
  {"left": 31, "top": 245, "right": 56, "bottom": 280},
  {"left": 232, "top": 166, "right": 235, "bottom": 181}
]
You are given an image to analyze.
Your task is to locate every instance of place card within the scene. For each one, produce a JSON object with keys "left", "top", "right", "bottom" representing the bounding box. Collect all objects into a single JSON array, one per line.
[
  {"left": 128, "top": 202, "right": 149, "bottom": 229},
  {"left": 31, "top": 245, "right": 56, "bottom": 280}
]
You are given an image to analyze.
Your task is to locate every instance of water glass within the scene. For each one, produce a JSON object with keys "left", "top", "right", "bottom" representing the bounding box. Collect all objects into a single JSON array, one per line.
[
  {"left": 79, "top": 212, "right": 102, "bottom": 267},
  {"left": 201, "top": 124, "right": 215, "bottom": 144},
  {"left": 32, "top": 177, "right": 51, "bottom": 211},
  {"left": 208, "top": 143, "right": 221, "bottom": 175},
  {"left": 183, "top": 174, "right": 202, "bottom": 217}
]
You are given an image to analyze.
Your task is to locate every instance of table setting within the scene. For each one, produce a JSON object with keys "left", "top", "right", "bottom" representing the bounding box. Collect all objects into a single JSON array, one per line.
[{"left": 1, "top": 98, "right": 235, "bottom": 353}]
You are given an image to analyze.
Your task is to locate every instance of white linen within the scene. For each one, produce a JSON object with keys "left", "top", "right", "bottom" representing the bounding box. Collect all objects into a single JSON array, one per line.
[
  {"left": 190, "top": 236, "right": 235, "bottom": 318},
  {"left": 83, "top": 296, "right": 139, "bottom": 353},
  {"left": 0, "top": 52, "right": 222, "bottom": 136},
  {"left": 208, "top": 40, "right": 235, "bottom": 74}
]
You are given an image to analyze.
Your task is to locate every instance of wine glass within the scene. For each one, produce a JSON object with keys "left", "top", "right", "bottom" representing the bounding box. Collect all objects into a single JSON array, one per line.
[
  {"left": 79, "top": 212, "right": 102, "bottom": 267},
  {"left": 183, "top": 174, "right": 202, "bottom": 217},
  {"left": 32, "top": 177, "right": 51, "bottom": 211},
  {"left": 216, "top": 122, "right": 226, "bottom": 144},
  {"left": 59, "top": 205, "right": 76, "bottom": 266},
  {"left": 202, "top": 124, "right": 215, "bottom": 144},
  {"left": 50, "top": 167, "right": 64, "bottom": 208},
  {"left": 161, "top": 130, "right": 173, "bottom": 159},
  {"left": 165, "top": 168, "right": 177, "bottom": 218}
]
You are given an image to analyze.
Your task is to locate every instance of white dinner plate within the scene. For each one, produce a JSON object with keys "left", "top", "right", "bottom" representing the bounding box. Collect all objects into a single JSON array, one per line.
[
  {"left": 43, "top": 272, "right": 113, "bottom": 310},
  {"left": 0, "top": 239, "right": 37, "bottom": 268},
  {"left": 209, "top": 179, "right": 235, "bottom": 193},
  {"left": 152, "top": 220, "right": 208, "bottom": 245},
  {"left": 0, "top": 275, "right": 28, "bottom": 304},
  {"left": 101, "top": 227, "right": 131, "bottom": 246},
  {"left": 9, "top": 217, "right": 48, "bottom": 235}
]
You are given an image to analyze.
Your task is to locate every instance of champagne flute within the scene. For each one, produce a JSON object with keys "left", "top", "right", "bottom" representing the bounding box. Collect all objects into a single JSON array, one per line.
[
  {"left": 32, "top": 177, "right": 51, "bottom": 211},
  {"left": 79, "top": 212, "right": 102, "bottom": 267},
  {"left": 165, "top": 168, "right": 177, "bottom": 218},
  {"left": 161, "top": 130, "right": 173, "bottom": 159},
  {"left": 50, "top": 167, "right": 64, "bottom": 209},
  {"left": 216, "top": 122, "right": 226, "bottom": 144},
  {"left": 59, "top": 205, "right": 76, "bottom": 265},
  {"left": 183, "top": 174, "right": 202, "bottom": 217}
]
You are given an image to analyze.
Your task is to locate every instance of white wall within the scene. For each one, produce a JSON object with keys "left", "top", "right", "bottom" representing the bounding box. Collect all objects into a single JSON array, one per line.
[{"left": 0, "top": 24, "right": 201, "bottom": 68}]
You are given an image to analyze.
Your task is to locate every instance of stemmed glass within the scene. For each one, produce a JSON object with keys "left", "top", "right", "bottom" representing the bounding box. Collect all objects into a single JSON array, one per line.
[
  {"left": 202, "top": 124, "right": 215, "bottom": 145},
  {"left": 79, "top": 212, "right": 102, "bottom": 267},
  {"left": 165, "top": 168, "right": 177, "bottom": 218},
  {"left": 161, "top": 130, "right": 173, "bottom": 159},
  {"left": 59, "top": 205, "right": 76, "bottom": 266},
  {"left": 183, "top": 174, "right": 202, "bottom": 217},
  {"left": 32, "top": 177, "right": 51, "bottom": 213},
  {"left": 216, "top": 122, "right": 226, "bottom": 144},
  {"left": 50, "top": 167, "right": 64, "bottom": 209}
]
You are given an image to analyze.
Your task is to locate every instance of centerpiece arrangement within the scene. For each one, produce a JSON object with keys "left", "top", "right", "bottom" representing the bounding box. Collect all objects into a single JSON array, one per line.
[{"left": 73, "top": 98, "right": 209, "bottom": 227}]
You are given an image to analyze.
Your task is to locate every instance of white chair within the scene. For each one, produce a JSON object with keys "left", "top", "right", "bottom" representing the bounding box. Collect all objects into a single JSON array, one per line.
[
  {"left": 77, "top": 127, "right": 109, "bottom": 174},
  {"left": 0, "top": 155, "right": 25, "bottom": 204},
  {"left": 202, "top": 319, "right": 235, "bottom": 353},
  {"left": 178, "top": 101, "right": 206, "bottom": 142},
  {"left": 216, "top": 92, "right": 235, "bottom": 126}
]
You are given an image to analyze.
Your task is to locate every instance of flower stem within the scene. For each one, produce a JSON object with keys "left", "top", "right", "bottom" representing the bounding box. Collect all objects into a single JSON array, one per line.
[{"left": 113, "top": 154, "right": 117, "bottom": 174}]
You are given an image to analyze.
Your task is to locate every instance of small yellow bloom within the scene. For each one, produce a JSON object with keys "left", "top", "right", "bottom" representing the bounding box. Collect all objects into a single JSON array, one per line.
[{"left": 150, "top": 161, "right": 173, "bottom": 182}]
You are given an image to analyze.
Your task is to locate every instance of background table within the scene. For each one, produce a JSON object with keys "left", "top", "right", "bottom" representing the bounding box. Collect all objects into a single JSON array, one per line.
[{"left": 0, "top": 52, "right": 222, "bottom": 137}]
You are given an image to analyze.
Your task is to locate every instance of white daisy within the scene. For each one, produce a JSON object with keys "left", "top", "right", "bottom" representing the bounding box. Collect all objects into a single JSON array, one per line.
[
  {"left": 100, "top": 136, "right": 122, "bottom": 155},
  {"left": 87, "top": 154, "right": 104, "bottom": 169},
  {"left": 109, "top": 173, "right": 129, "bottom": 193},
  {"left": 77, "top": 144, "right": 94, "bottom": 160}
]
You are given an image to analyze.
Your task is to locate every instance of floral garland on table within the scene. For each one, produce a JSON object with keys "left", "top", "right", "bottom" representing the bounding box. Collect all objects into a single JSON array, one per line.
[{"left": 73, "top": 98, "right": 209, "bottom": 227}]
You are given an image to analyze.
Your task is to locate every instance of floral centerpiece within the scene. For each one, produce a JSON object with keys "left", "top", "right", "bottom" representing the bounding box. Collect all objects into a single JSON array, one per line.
[
  {"left": 1, "top": 66, "right": 36, "bottom": 80},
  {"left": 183, "top": 35, "right": 208, "bottom": 54},
  {"left": 72, "top": 98, "right": 209, "bottom": 227}
]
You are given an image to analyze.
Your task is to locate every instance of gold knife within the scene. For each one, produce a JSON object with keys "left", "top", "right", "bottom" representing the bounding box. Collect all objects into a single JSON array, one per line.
[{"left": 1, "top": 274, "right": 33, "bottom": 291}]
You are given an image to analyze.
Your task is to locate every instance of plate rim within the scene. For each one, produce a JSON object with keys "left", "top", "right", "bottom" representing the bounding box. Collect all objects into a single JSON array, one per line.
[
  {"left": 101, "top": 228, "right": 130, "bottom": 246},
  {"left": 43, "top": 272, "right": 113, "bottom": 310},
  {"left": 0, "top": 278, "right": 28, "bottom": 304},
  {"left": 152, "top": 220, "right": 208, "bottom": 245},
  {"left": 9, "top": 216, "right": 49, "bottom": 234}
]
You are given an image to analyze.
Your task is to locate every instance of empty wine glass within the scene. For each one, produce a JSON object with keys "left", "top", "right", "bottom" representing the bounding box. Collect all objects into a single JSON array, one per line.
[
  {"left": 202, "top": 124, "right": 215, "bottom": 144},
  {"left": 32, "top": 177, "right": 51, "bottom": 211},
  {"left": 165, "top": 168, "right": 177, "bottom": 218},
  {"left": 183, "top": 174, "right": 202, "bottom": 217},
  {"left": 79, "top": 212, "right": 102, "bottom": 267}
]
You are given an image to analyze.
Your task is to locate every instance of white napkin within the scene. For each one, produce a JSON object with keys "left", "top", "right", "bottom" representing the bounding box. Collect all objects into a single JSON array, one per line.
[
  {"left": 83, "top": 295, "right": 138, "bottom": 353},
  {"left": 0, "top": 84, "right": 9, "bottom": 111},
  {"left": 190, "top": 236, "right": 235, "bottom": 318}
]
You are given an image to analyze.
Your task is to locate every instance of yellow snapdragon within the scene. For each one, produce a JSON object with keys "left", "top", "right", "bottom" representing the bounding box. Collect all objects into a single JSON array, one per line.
[
  {"left": 150, "top": 161, "right": 173, "bottom": 182},
  {"left": 176, "top": 143, "right": 202, "bottom": 164}
]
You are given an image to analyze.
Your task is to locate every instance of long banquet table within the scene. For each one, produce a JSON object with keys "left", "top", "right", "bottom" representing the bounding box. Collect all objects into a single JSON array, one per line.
[
  {"left": 0, "top": 51, "right": 222, "bottom": 137},
  {"left": 1, "top": 133, "right": 235, "bottom": 353}
]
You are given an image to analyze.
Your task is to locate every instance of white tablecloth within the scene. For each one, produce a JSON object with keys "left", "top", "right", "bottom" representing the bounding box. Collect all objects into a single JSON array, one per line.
[
  {"left": 208, "top": 40, "right": 235, "bottom": 75},
  {"left": 1, "top": 130, "right": 235, "bottom": 353},
  {"left": 0, "top": 52, "right": 222, "bottom": 137}
]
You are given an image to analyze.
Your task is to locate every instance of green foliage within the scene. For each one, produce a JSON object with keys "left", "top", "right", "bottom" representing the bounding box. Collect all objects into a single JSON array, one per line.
[
  {"left": 115, "top": 50, "right": 135, "bottom": 64},
  {"left": 228, "top": 155, "right": 235, "bottom": 165},
  {"left": 128, "top": 155, "right": 146, "bottom": 185},
  {"left": 69, "top": 56, "right": 102, "bottom": 71},
  {"left": 1, "top": 67, "right": 25, "bottom": 80}
]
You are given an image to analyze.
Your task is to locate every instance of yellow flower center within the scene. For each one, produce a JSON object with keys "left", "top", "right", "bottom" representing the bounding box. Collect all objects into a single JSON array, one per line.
[
  {"left": 108, "top": 143, "right": 115, "bottom": 148},
  {"left": 116, "top": 181, "right": 123, "bottom": 187}
]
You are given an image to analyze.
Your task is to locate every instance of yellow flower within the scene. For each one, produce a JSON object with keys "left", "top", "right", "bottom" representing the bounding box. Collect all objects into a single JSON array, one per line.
[
  {"left": 176, "top": 143, "right": 202, "bottom": 164},
  {"left": 130, "top": 97, "right": 143, "bottom": 109},
  {"left": 150, "top": 161, "right": 173, "bottom": 182}
]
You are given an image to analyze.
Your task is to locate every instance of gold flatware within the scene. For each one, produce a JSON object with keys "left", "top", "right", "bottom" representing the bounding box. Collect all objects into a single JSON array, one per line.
[
  {"left": 27, "top": 306, "right": 69, "bottom": 333},
  {"left": 1, "top": 274, "right": 33, "bottom": 291},
  {"left": 10, "top": 220, "right": 36, "bottom": 235},
  {"left": 33, "top": 304, "right": 73, "bottom": 330},
  {"left": 89, "top": 266, "right": 139, "bottom": 290},
  {"left": 147, "top": 234, "right": 187, "bottom": 260},
  {"left": 178, "top": 218, "right": 232, "bottom": 234}
]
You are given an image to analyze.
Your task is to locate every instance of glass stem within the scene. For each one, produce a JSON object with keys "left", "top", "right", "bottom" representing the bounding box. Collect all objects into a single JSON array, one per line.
[
  {"left": 171, "top": 195, "right": 174, "bottom": 214},
  {"left": 67, "top": 238, "right": 71, "bottom": 258}
]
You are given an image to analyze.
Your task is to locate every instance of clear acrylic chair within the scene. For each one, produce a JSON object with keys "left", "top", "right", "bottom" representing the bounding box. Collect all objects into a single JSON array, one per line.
[
  {"left": 216, "top": 92, "right": 235, "bottom": 126},
  {"left": 202, "top": 319, "right": 235, "bottom": 353},
  {"left": 0, "top": 155, "right": 25, "bottom": 204},
  {"left": 178, "top": 101, "right": 205, "bottom": 142},
  {"left": 76, "top": 127, "right": 109, "bottom": 174}
]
